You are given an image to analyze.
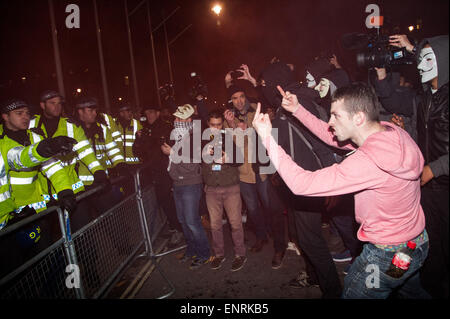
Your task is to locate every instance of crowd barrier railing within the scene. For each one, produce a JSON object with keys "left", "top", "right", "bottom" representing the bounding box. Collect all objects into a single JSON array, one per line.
[{"left": 0, "top": 164, "right": 184, "bottom": 299}]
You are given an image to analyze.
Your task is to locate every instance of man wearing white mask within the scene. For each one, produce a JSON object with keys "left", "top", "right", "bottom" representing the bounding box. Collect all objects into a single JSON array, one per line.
[{"left": 375, "top": 34, "right": 449, "bottom": 299}]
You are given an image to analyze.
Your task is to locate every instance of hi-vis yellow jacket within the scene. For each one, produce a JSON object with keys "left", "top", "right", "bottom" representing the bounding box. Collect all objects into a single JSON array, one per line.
[
  {"left": 0, "top": 139, "right": 54, "bottom": 229},
  {"left": 77, "top": 122, "right": 124, "bottom": 185},
  {"left": 1, "top": 130, "right": 72, "bottom": 214},
  {"left": 116, "top": 118, "right": 142, "bottom": 165},
  {"left": 28, "top": 115, "right": 105, "bottom": 195}
]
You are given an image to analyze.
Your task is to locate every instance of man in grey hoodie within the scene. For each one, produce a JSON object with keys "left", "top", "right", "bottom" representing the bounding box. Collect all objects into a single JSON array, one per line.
[{"left": 161, "top": 104, "right": 211, "bottom": 270}]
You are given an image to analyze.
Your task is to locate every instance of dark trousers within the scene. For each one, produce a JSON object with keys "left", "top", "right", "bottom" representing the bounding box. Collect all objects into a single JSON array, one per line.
[
  {"left": 420, "top": 186, "right": 449, "bottom": 299},
  {"left": 292, "top": 209, "right": 342, "bottom": 299},
  {"left": 240, "top": 175, "right": 287, "bottom": 253},
  {"left": 329, "top": 194, "right": 362, "bottom": 259},
  {"left": 152, "top": 172, "right": 183, "bottom": 232}
]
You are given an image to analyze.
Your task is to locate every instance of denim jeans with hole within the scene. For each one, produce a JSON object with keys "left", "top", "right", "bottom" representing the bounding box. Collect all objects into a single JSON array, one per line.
[
  {"left": 173, "top": 183, "right": 211, "bottom": 260},
  {"left": 342, "top": 239, "right": 431, "bottom": 299}
]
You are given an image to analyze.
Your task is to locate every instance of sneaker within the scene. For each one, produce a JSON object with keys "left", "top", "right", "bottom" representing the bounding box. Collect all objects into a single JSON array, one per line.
[
  {"left": 189, "top": 257, "right": 211, "bottom": 270},
  {"left": 231, "top": 256, "right": 247, "bottom": 272},
  {"left": 210, "top": 256, "right": 226, "bottom": 270},
  {"left": 332, "top": 250, "right": 352, "bottom": 263},
  {"left": 271, "top": 250, "right": 285, "bottom": 269},
  {"left": 287, "top": 242, "right": 301, "bottom": 256},
  {"left": 288, "top": 271, "right": 319, "bottom": 289}
]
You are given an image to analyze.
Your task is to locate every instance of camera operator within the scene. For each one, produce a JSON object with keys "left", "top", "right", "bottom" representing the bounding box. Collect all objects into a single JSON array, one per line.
[
  {"left": 202, "top": 110, "right": 246, "bottom": 271},
  {"left": 372, "top": 34, "right": 448, "bottom": 299}
]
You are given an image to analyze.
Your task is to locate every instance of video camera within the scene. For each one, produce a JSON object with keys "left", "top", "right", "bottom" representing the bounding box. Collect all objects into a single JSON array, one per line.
[
  {"left": 188, "top": 72, "right": 208, "bottom": 100},
  {"left": 342, "top": 32, "right": 414, "bottom": 68}
]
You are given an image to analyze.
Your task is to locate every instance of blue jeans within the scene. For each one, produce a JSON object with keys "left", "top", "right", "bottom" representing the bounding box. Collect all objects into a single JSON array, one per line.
[
  {"left": 173, "top": 183, "right": 210, "bottom": 260},
  {"left": 342, "top": 240, "right": 431, "bottom": 299}
]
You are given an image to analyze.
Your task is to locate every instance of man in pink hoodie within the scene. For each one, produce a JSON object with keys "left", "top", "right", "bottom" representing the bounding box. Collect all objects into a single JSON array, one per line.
[{"left": 253, "top": 82, "right": 430, "bottom": 299}]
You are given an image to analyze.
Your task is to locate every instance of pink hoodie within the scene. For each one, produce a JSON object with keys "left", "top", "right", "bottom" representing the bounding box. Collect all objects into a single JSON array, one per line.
[{"left": 263, "top": 105, "right": 425, "bottom": 245}]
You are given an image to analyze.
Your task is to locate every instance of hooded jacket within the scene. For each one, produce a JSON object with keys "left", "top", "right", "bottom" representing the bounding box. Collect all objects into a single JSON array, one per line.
[
  {"left": 416, "top": 35, "right": 449, "bottom": 187},
  {"left": 263, "top": 103, "right": 425, "bottom": 245},
  {"left": 372, "top": 35, "right": 448, "bottom": 187},
  {"left": 260, "top": 62, "right": 337, "bottom": 212}
]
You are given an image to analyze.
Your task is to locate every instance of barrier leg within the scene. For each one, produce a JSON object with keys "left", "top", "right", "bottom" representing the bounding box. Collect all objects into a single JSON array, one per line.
[{"left": 57, "top": 207, "right": 86, "bottom": 299}]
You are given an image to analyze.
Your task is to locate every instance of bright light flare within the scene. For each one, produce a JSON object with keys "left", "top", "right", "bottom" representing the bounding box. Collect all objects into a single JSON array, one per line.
[
  {"left": 76, "top": 88, "right": 82, "bottom": 93},
  {"left": 212, "top": 4, "right": 222, "bottom": 15},
  {"left": 408, "top": 25, "right": 414, "bottom": 32}
]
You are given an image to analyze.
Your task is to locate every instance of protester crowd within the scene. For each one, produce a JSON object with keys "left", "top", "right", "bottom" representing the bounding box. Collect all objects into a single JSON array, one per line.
[{"left": 0, "top": 32, "right": 447, "bottom": 299}]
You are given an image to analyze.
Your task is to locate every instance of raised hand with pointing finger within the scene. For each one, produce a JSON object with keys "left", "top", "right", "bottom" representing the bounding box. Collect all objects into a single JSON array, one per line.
[
  {"left": 277, "top": 85, "right": 300, "bottom": 113},
  {"left": 252, "top": 102, "right": 272, "bottom": 140}
]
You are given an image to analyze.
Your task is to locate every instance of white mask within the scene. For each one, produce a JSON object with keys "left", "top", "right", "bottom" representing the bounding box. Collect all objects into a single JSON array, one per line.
[
  {"left": 306, "top": 71, "right": 316, "bottom": 88},
  {"left": 314, "top": 78, "right": 330, "bottom": 98},
  {"left": 417, "top": 47, "right": 438, "bottom": 83}
]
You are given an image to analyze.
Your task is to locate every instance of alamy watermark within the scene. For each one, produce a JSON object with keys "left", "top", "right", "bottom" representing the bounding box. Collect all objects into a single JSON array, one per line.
[
  {"left": 365, "top": 264, "right": 380, "bottom": 289},
  {"left": 65, "top": 4, "right": 80, "bottom": 29},
  {"left": 168, "top": 120, "right": 278, "bottom": 175},
  {"left": 365, "top": 4, "right": 381, "bottom": 29},
  {"left": 65, "top": 264, "right": 80, "bottom": 289}
]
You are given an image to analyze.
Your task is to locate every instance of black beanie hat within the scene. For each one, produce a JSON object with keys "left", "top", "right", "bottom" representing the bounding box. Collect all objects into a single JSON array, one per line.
[
  {"left": 227, "top": 85, "right": 246, "bottom": 98},
  {"left": 260, "top": 62, "right": 296, "bottom": 89},
  {"left": 305, "top": 58, "right": 333, "bottom": 82}
]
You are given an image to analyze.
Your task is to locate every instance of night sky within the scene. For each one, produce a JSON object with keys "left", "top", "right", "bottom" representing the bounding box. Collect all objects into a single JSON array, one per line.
[{"left": 0, "top": 0, "right": 448, "bottom": 116}]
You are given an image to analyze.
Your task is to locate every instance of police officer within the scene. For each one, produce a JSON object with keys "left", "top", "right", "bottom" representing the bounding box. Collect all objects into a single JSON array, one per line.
[
  {"left": 116, "top": 103, "right": 142, "bottom": 166},
  {"left": 75, "top": 97, "right": 128, "bottom": 212},
  {"left": 29, "top": 90, "right": 108, "bottom": 232}
]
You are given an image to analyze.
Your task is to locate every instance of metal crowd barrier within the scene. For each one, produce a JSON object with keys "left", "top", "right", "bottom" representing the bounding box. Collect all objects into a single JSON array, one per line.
[{"left": 0, "top": 165, "right": 185, "bottom": 299}]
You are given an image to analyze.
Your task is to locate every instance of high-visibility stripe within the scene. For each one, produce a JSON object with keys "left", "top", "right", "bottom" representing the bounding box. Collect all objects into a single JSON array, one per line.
[
  {"left": 10, "top": 176, "right": 37, "bottom": 185},
  {"left": 78, "top": 148, "right": 94, "bottom": 159},
  {"left": 133, "top": 119, "right": 138, "bottom": 136},
  {"left": 29, "top": 118, "right": 36, "bottom": 128},
  {"left": 16, "top": 200, "right": 47, "bottom": 213},
  {"left": 79, "top": 175, "right": 95, "bottom": 182},
  {"left": 125, "top": 157, "right": 139, "bottom": 162},
  {"left": 72, "top": 181, "right": 84, "bottom": 191},
  {"left": 88, "top": 161, "right": 101, "bottom": 170},
  {"left": 0, "top": 190, "right": 11, "bottom": 201},
  {"left": 103, "top": 114, "right": 110, "bottom": 127},
  {"left": 31, "top": 132, "right": 42, "bottom": 143},
  {"left": 43, "top": 193, "right": 59, "bottom": 201},
  {"left": 107, "top": 148, "right": 120, "bottom": 157},
  {"left": 125, "top": 142, "right": 134, "bottom": 147},
  {"left": 125, "top": 135, "right": 135, "bottom": 140},
  {"left": 66, "top": 122, "right": 74, "bottom": 138},
  {"left": 111, "top": 131, "right": 120, "bottom": 137},
  {"left": 111, "top": 155, "right": 124, "bottom": 163},
  {"left": 105, "top": 159, "right": 112, "bottom": 166},
  {"left": 105, "top": 142, "right": 116, "bottom": 150},
  {"left": 45, "top": 163, "right": 63, "bottom": 178},
  {"left": 73, "top": 140, "right": 90, "bottom": 151}
]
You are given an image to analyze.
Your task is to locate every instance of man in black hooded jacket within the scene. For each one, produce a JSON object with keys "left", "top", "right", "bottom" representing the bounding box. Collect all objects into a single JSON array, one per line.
[{"left": 373, "top": 34, "right": 449, "bottom": 299}]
